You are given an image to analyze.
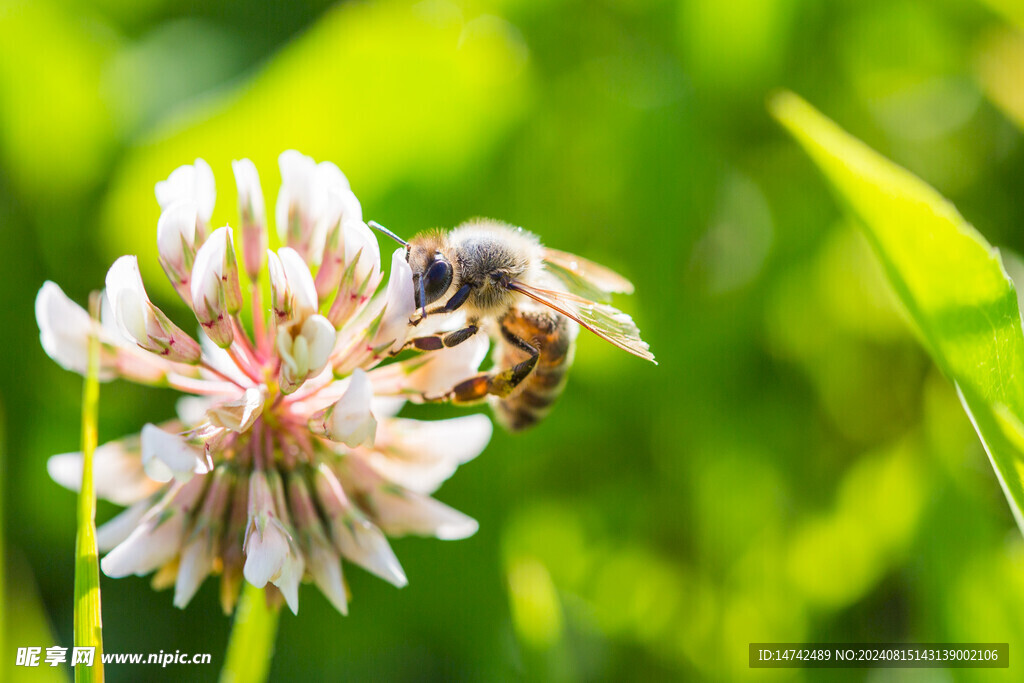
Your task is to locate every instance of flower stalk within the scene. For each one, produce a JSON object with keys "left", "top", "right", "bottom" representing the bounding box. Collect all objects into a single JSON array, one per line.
[
  {"left": 219, "top": 583, "right": 279, "bottom": 683},
  {"left": 74, "top": 292, "right": 104, "bottom": 683}
]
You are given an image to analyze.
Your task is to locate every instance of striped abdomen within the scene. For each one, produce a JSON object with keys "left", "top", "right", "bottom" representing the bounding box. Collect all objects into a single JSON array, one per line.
[{"left": 493, "top": 306, "right": 577, "bottom": 431}]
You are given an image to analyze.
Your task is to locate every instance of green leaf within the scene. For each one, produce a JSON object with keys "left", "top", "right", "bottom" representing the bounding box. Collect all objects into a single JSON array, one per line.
[
  {"left": 769, "top": 90, "right": 1024, "bottom": 532},
  {"left": 75, "top": 293, "right": 104, "bottom": 682}
]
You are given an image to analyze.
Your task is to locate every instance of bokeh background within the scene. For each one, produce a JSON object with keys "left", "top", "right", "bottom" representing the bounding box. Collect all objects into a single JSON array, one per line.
[{"left": 4, "top": 0, "right": 1024, "bottom": 680}]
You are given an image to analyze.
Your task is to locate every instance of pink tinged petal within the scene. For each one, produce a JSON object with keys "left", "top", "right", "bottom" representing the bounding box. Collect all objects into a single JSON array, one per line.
[
  {"left": 313, "top": 216, "right": 346, "bottom": 301},
  {"left": 208, "top": 387, "right": 267, "bottom": 432},
  {"left": 141, "top": 423, "right": 208, "bottom": 483},
  {"left": 324, "top": 369, "right": 377, "bottom": 447},
  {"left": 313, "top": 464, "right": 406, "bottom": 587},
  {"left": 276, "top": 150, "right": 324, "bottom": 263},
  {"left": 370, "top": 250, "right": 416, "bottom": 354},
  {"left": 156, "top": 201, "right": 199, "bottom": 303},
  {"left": 105, "top": 256, "right": 202, "bottom": 364},
  {"left": 48, "top": 433, "right": 164, "bottom": 505},
  {"left": 342, "top": 219, "right": 378, "bottom": 285},
  {"left": 232, "top": 158, "right": 267, "bottom": 280},
  {"left": 36, "top": 282, "right": 117, "bottom": 381},
  {"left": 96, "top": 497, "right": 155, "bottom": 551},
  {"left": 101, "top": 476, "right": 207, "bottom": 578},
  {"left": 156, "top": 158, "right": 216, "bottom": 226},
  {"left": 323, "top": 219, "right": 382, "bottom": 329},
  {"left": 190, "top": 227, "right": 239, "bottom": 347}
]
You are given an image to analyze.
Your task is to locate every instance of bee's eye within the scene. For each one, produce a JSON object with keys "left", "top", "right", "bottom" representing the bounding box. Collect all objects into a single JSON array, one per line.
[{"left": 422, "top": 257, "right": 453, "bottom": 305}]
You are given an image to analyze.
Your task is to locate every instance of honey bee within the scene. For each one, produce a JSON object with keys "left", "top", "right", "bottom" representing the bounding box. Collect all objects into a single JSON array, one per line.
[{"left": 370, "top": 219, "right": 656, "bottom": 431}]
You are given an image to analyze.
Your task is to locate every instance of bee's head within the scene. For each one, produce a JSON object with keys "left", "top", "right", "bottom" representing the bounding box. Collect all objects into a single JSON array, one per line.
[{"left": 368, "top": 222, "right": 454, "bottom": 312}]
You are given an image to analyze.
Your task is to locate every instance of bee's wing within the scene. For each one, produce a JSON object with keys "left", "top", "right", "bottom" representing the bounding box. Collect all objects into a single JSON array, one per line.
[
  {"left": 542, "top": 248, "right": 635, "bottom": 302},
  {"left": 509, "top": 280, "right": 656, "bottom": 364}
]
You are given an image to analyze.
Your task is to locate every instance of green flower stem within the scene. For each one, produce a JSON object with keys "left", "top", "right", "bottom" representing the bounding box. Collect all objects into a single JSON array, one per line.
[
  {"left": 75, "top": 293, "right": 104, "bottom": 683},
  {"left": 220, "top": 583, "right": 280, "bottom": 683}
]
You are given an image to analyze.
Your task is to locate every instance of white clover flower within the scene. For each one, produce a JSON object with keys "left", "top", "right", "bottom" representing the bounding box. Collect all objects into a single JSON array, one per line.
[{"left": 38, "top": 152, "right": 493, "bottom": 615}]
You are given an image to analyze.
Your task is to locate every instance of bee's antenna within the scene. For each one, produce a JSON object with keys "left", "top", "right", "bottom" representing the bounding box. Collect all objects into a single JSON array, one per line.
[{"left": 368, "top": 220, "right": 409, "bottom": 248}]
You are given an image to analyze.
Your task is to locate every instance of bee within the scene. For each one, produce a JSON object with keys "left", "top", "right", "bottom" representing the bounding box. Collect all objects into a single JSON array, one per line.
[{"left": 370, "top": 219, "right": 656, "bottom": 431}]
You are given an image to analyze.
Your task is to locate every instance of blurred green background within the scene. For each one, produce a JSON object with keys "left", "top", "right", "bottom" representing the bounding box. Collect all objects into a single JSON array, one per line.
[{"left": 4, "top": 0, "right": 1024, "bottom": 680}]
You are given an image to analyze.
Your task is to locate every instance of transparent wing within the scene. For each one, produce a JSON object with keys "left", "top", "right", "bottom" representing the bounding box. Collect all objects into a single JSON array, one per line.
[
  {"left": 509, "top": 281, "right": 656, "bottom": 364},
  {"left": 543, "top": 248, "right": 635, "bottom": 302}
]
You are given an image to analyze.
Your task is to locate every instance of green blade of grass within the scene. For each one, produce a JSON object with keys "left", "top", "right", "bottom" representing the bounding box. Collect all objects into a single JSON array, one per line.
[
  {"left": 75, "top": 293, "right": 104, "bottom": 682},
  {"left": 770, "top": 90, "right": 1024, "bottom": 532}
]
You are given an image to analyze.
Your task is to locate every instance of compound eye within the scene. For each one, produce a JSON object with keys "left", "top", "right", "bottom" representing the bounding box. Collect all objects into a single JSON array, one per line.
[{"left": 422, "top": 257, "right": 453, "bottom": 305}]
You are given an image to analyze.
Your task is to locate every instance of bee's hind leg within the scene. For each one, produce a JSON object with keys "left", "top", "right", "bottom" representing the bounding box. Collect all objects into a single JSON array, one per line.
[{"left": 428, "top": 330, "right": 539, "bottom": 404}]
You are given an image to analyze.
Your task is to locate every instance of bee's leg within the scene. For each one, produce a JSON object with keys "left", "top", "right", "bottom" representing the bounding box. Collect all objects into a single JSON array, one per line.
[
  {"left": 392, "top": 324, "right": 479, "bottom": 355},
  {"left": 434, "top": 329, "right": 539, "bottom": 404},
  {"left": 409, "top": 284, "right": 474, "bottom": 327}
]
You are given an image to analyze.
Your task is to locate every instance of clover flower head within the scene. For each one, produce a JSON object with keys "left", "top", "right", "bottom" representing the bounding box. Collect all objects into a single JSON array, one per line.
[{"left": 38, "top": 151, "right": 493, "bottom": 614}]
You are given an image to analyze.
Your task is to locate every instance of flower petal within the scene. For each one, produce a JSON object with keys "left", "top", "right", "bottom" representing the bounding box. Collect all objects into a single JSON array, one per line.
[
  {"left": 141, "top": 423, "right": 207, "bottom": 483},
  {"left": 156, "top": 158, "right": 215, "bottom": 223},
  {"left": 324, "top": 369, "right": 377, "bottom": 447},
  {"left": 101, "top": 477, "right": 206, "bottom": 578},
  {"left": 208, "top": 387, "right": 266, "bottom": 433},
  {"left": 371, "top": 249, "right": 416, "bottom": 354},
  {"left": 48, "top": 433, "right": 164, "bottom": 505},
  {"left": 36, "top": 282, "right": 115, "bottom": 380},
  {"left": 96, "top": 497, "right": 154, "bottom": 551},
  {"left": 366, "top": 415, "right": 492, "bottom": 493}
]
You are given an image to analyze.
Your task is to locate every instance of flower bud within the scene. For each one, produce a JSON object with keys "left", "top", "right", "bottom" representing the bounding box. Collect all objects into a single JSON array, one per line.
[
  {"left": 105, "top": 256, "right": 202, "bottom": 364},
  {"left": 232, "top": 158, "right": 267, "bottom": 281},
  {"left": 242, "top": 471, "right": 290, "bottom": 588},
  {"left": 275, "top": 151, "right": 355, "bottom": 266},
  {"left": 323, "top": 219, "right": 382, "bottom": 328},
  {"left": 156, "top": 201, "right": 200, "bottom": 304},
  {"left": 267, "top": 247, "right": 319, "bottom": 325},
  {"left": 190, "top": 226, "right": 243, "bottom": 347},
  {"left": 156, "top": 158, "right": 215, "bottom": 240}
]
